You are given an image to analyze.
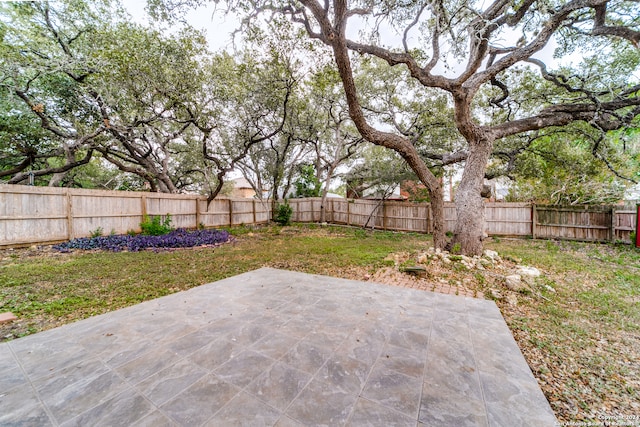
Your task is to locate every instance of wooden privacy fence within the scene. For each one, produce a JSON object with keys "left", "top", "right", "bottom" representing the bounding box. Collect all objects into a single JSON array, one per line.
[
  {"left": 288, "top": 199, "right": 635, "bottom": 243},
  {"left": 0, "top": 184, "right": 636, "bottom": 247},
  {"left": 289, "top": 199, "right": 539, "bottom": 237},
  {"left": 0, "top": 185, "right": 271, "bottom": 247},
  {"left": 532, "top": 205, "right": 636, "bottom": 242}
]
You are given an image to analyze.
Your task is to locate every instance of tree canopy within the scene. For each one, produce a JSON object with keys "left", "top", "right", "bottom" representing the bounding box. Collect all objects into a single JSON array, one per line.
[
  {"left": 179, "top": 0, "right": 640, "bottom": 254},
  {"left": 3, "top": 0, "right": 640, "bottom": 255}
]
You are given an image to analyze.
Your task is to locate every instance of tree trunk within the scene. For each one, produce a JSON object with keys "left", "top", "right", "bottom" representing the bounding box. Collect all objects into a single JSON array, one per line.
[
  {"left": 49, "top": 143, "right": 75, "bottom": 187},
  {"left": 319, "top": 163, "right": 336, "bottom": 223},
  {"left": 206, "top": 172, "right": 226, "bottom": 207},
  {"left": 156, "top": 176, "right": 176, "bottom": 193},
  {"left": 320, "top": 186, "right": 329, "bottom": 223},
  {"left": 400, "top": 153, "right": 446, "bottom": 249},
  {"left": 450, "top": 138, "right": 493, "bottom": 256},
  {"left": 48, "top": 171, "right": 67, "bottom": 187},
  {"left": 429, "top": 185, "right": 446, "bottom": 249},
  {"left": 324, "top": 15, "right": 448, "bottom": 249}
]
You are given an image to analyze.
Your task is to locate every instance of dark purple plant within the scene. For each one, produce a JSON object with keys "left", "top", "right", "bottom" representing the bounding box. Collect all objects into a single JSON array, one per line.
[{"left": 53, "top": 229, "right": 231, "bottom": 252}]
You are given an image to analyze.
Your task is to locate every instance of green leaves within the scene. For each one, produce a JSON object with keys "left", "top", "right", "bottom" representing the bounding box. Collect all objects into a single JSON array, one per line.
[
  {"left": 505, "top": 126, "right": 638, "bottom": 205},
  {"left": 294, "top": 164, "right": 321, "bottom": 197}
]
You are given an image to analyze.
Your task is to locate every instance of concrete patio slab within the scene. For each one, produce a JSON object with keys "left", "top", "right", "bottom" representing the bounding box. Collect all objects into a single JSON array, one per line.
[{"left": 0, "top": 268, "right": 557, "bottom": 426}]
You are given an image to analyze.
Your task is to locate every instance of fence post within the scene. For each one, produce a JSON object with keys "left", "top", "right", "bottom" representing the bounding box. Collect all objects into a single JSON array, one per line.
[
  {"left": 228, "top": 199, "right": 233, "bottom": 227},
  {"left": 636, "top": 204, "right": 640, "bottom": 248},
  {"left": 332, "top": 199, "right": 336, "bottom": 223},
  {"left": 426, "top": 203, "right": 431, "bottom": 234},
  {"left": 195, "top": 198, "right": 201, "bottom": 229},
  {"left": 347, "top": 200, "right": 351, "bottom": 226},
  {"left": 66, "top": 189, "right": 74, "bottom": 240},
  {"left": 531, "top": 203, "right": 537, "bottom": 239},
  {"left": 610, "top": 206, "right": 616, "bottom": 242},
  {"left": 141, "top": 194, "right": 147, "bottom": 221},
  {"left": 252, "top": 199, "right": 257, "bottom": 224},
  {"left": 383, "top": 201, "right": 388, "bottom": 230}
]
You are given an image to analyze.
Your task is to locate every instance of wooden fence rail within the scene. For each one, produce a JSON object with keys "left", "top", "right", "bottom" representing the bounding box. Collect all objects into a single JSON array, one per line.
[{"left": 0, "top": 184, "right": 636, "bottom": 247}]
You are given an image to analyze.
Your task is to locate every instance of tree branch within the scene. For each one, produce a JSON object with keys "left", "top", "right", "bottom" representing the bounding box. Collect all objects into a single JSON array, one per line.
[
  {"left": 491, "top": 97, "right": 640, "bottom": 140},
  {"left": 8, "top": 149, "right": 94, "bottom": 184},
  {"left": 591, "top": 3, "right": 640, "bottom": 48}
]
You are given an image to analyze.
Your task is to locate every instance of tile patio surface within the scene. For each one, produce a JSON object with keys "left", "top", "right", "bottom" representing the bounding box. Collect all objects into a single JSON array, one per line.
[{"left": 0, "top": 268, "right": 557, "bottom": 426}]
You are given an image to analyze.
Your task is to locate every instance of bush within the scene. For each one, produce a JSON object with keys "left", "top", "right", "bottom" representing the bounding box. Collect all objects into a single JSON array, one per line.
[
  {"left": 140, "top": 214, "right": 173, "bottom": 236},
  {"left": 274, "top": 202, "right": 293, "bottom": 226}
]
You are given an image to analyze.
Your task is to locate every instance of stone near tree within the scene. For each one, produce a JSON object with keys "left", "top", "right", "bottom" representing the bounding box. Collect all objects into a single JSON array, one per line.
[
  {"left": 516, "top": 266, "right": 542, "bottom": 285},
  {"left": 505, "top": 275, "right": 529, "bottom": 292},
  {"left": 0, "top": 312, "right": 17, "bottom": 324},
  {"left": 483, "top": 250, "right": 500, "bottom": 262}
]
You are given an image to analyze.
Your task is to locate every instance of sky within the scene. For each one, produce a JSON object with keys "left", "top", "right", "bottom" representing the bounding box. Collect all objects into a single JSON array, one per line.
[
  {"left": 122, "top": 1, "right": 238, "bottom": 52},
  {"left": 120, "top": 0, "right": 570, "bottom": 78}
]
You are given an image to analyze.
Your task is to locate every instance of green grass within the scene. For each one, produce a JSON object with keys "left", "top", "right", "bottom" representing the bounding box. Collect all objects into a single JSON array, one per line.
[{"left": 0, "top": 224, "right": 430, "bottom": 338}]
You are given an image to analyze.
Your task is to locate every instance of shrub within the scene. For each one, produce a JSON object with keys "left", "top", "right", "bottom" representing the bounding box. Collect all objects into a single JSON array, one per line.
[
  {"left": 89, "top": 227, "right": 104, "bottom": 238},
  {"left": 274, "top": 202, "right": 293, "bottom": 226},
  {"left": 140, "top": 214, "right": 173, "bottom": 236}
]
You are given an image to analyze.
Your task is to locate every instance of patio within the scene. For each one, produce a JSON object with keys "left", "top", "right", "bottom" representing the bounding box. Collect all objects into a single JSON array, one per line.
[{"left": 0, "top": 267, "right": 556, "bottom": 426}]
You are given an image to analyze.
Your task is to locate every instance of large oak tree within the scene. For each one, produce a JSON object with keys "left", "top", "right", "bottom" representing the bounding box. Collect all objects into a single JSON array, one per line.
[{"left": 159, "top": 0, "right": 640, "bottom": 255}]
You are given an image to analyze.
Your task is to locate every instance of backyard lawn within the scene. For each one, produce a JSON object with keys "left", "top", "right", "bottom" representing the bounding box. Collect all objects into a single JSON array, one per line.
[{"left": 1, "top": 224, "right": 638, "bottom": 423}]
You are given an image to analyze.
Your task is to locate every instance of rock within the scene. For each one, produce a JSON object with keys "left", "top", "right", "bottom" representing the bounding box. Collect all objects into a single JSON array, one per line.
[
  {"left": 483, "top": 249, "right": 500, "bottom": 261},
  {"left": 400, "top": 266, "right": 427, "bottom": 275},
  {"left": 516, "top": 265, "right": 542, "bottom": 285},
  {"left": 417, "top": 253, "right": 428, "bottom": 264},
  {"left": 0, "top": 312, "right": 17, "bottom": 324},
  {"left": 490, "top": 288, "right": 503, "bottom": 299},
  {"left": 516, "top": 265, "right": 542, "bottom": 277},
  {"left": 506, "top": 294, "right": 518, "bottom": 305},
  {"left": 461, "top": 261, "right": 474, "bottom": 270},
  {"left": 442, "top": 257, "right": 451, "bottom": 264},
  {"left": 505, "top": 274, "right": 529, "bottom": 292}
]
